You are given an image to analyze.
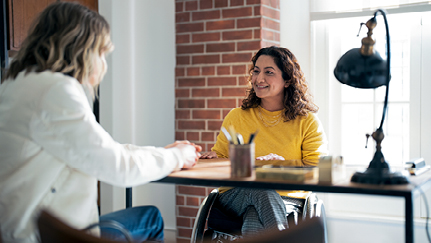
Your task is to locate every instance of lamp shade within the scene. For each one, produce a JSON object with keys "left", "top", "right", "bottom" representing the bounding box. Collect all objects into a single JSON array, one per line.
[{"left": 334, "top": 48, "right": 388, "bottom": 88}]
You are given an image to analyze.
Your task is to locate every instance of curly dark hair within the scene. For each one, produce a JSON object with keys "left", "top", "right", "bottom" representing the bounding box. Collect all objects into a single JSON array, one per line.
[{"left": 241, "top": 46, "right": 318, "bottom": 121}]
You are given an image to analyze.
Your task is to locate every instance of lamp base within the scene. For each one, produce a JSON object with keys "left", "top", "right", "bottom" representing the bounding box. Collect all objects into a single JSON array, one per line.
[{"left": 351, "top": 168, "right": 410, "bottom": 185}]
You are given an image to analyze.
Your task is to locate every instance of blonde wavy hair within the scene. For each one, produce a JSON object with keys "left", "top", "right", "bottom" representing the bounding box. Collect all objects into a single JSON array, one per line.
[{"left": 3, "top": 2, "right": 113, "bottom": 91}]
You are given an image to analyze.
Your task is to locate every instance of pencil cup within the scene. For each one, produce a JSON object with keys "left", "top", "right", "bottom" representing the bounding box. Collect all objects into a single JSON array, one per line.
[{"left": 229, "top": 143, "right": 255, "bottom": 178}]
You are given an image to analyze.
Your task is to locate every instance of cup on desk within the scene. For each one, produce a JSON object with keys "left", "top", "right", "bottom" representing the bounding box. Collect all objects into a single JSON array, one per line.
[{"left": 229, "top": 143, "right": 255, "bottom": 178}]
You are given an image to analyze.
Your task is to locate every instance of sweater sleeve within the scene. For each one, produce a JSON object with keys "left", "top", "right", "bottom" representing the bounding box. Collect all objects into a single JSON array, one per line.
[
  {"left": 301, "top": 113, "right": 328, "bottom": 167},
  {"left": 30, "top": 79, "right": 194, "bottom": 187}
]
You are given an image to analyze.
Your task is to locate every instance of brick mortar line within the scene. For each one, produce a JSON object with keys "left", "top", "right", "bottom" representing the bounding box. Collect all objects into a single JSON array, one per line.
[
  {"left": 176, "top": 76, "right": 248, "bottom": 78},
  {"left": 261, "top": 5, "right": 282, "bottom": 12},
  {"left": 176, "top": 64, "right": 251, "bottom": 68},
  {"left": 176, "top": 63, "right": 254, "bottom": 67},
  {"left": 176, "top": 40, "right": 262, "bottom": 46},
  {"left": 175, "top": 61, "right": 251, "bottom": 64},
  {"left": 176, "top": 40, "right": 262, "bottom": 44},
  {"left": 177, "top": 16, "right": 264, "bottom": 24},
  {"left": 180, "top": 15, "right": 264, "bottom": 20},
  {"left": 177, "top": 26, "right": 260, "bottom": 31},
  {"left": 184, "top": 5, "right": 262, "bottom": 12},
  {"left": 175, "top": 41, "right": 261, "bottom": 46},
  {"left": 175, "top": 52, "right": 258, "bottom": 56},
  {"left": 261, "top": 14, "right": 281, "bottom": 20},
  {"left": 176, "top": 85, "right": 248, "bottom": 87},
  {"left": 261, "top": 27, "right": 281, "bottom": 32}
]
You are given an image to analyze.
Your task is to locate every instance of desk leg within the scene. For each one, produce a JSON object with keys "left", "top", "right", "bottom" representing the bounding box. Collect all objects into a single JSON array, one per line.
[
  {"left": 405, "top": 193, "right": 413, "bottom": 243},
  {"left": 126, "top": 187, "right": 133, "bottom": 208}
]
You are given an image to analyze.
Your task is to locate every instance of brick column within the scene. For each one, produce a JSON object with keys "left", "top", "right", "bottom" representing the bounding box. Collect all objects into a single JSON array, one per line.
[{"left": 175, "top": 0, "right": 280, "bottom": 241}]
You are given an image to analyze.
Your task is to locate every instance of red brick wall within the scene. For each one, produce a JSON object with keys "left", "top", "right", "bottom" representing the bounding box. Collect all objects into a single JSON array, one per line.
[{"left": 175, "top": 0, "right": 280, "bottom": 241}]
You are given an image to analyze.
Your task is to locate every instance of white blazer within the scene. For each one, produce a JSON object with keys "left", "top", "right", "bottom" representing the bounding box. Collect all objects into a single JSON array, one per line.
[{"left": 0, "top": 71, "right": 195, "bottom": 243}]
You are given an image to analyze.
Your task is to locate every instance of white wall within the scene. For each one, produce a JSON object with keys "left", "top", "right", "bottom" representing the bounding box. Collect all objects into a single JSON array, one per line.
[
  {"left": 98, "top": 0, "right": 177, "bottom": 230},
  {"left": 280, "top": 1, "right": 311, "bottom": 82}
]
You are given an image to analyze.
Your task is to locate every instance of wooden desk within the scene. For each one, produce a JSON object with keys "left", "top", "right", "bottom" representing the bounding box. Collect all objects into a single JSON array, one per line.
[{"left": 156, "top": 159, "right": 431, "bottom": 243}]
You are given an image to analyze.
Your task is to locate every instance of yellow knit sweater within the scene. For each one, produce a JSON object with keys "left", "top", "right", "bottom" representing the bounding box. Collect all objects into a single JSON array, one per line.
[{"left": 212, "top": 106, "right": 328, "bottom": 196}]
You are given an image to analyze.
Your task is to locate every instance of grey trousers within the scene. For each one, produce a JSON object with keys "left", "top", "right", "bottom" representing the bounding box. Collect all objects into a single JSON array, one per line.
[{"left": 217, "top": 188, "right": 288, "bottom": 237}]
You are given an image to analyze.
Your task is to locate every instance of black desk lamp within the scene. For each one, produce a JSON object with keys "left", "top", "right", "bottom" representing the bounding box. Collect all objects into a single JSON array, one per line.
[{"left": 333, "top": 9, "right": 410, "bottom": 184}]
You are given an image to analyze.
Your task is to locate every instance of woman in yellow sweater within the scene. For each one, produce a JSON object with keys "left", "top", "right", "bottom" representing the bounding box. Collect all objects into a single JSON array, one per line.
[{"left": 200, "top": 46, "right": 327, "bottom": 236}]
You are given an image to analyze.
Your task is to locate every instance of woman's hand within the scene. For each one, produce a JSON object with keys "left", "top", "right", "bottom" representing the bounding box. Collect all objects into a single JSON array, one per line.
[
  {"left": 199, "top": 151, "right": 218, "bottom": 159},
  {"left": 165, "top": 141, "right": 202, "bottom": 168},
  {"left": 256, "top": 153, "right": 285, "bottom": 160}
]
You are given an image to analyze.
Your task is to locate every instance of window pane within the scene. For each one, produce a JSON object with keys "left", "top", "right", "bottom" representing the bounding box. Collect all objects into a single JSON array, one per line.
[
  {"left": 380, "top": 103, "right": 410, "bottom": 166},
  {"left": 341, "top": 104, "right": 375, "bottom": 164},
  {"left": 341, "top": 86, "right": 374, "bottom": 103},
  {"left": 375, "top": 13, "right": 412, "bottom": 103}
]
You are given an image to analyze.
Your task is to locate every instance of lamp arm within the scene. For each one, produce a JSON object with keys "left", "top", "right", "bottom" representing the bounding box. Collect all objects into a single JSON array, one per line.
[{"left": 375, "top": 9, "right": 391, "bottom": 130}]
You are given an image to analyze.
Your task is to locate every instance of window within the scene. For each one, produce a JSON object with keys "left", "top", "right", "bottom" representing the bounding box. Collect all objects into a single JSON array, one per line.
[{"left": 311, "top": 8, "right": 430, "bottom": 167}]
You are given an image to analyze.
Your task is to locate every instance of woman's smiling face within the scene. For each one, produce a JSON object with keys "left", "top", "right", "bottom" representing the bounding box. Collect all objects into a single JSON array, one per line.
[{"left": 251, "top": 55, "right": 288, "bottom": 103}]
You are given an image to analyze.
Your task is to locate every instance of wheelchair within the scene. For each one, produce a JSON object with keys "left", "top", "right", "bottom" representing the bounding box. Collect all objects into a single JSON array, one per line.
[{"left": 191, "top": 189, "right": 327, "bottom": 243}]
